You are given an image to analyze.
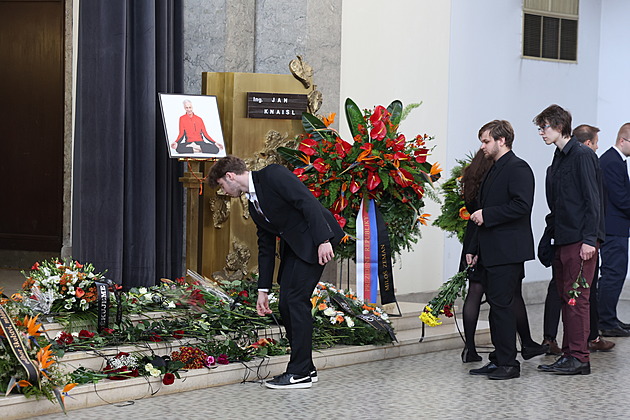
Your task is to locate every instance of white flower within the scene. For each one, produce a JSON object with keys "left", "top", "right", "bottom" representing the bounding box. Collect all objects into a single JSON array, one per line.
[
  {"left": 166, "top": 301, "right": 176, "bottom": 309},
  {"left": 381, "top": 313, "right": 389, "bottom": 321},
  {"left": 71, "top": 332, "right": 79, "bottom": 337},
  {"left": 64, "top": 303, "right": 73, "bottom": 310},
  {"left": 330, "top": 317, "right": 337, "bottom": 324},
  {"left": 323, "top": 307, "right": 336, "bottom": 317},
  {"left": 138, "top": 287, "right": 148, "bottom": 294},
  {"left": 362, "top": 310, "right": 369, "bottom": 315},
  {"left": 346, "top": 317, "right": 355, "bottom": 328}
]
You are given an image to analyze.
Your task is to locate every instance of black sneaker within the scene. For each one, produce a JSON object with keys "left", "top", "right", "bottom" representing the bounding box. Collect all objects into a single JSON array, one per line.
[
  {"left": 264, "top": 373, "right": 312, "bottom": 389},
  {"left": 310, "top": 369, "right": 318, "bottom": 383}
]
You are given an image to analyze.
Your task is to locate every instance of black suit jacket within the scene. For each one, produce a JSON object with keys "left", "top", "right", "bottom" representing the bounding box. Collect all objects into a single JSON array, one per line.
[
  {"left": 466, "top": 150, "right": 535, "bottom": 267},
  {"left": 600, "top": 147, "right": 630, "bottom": 237},
  {"left": 250, "top": 164, "right": 345, "bottom": 289}
]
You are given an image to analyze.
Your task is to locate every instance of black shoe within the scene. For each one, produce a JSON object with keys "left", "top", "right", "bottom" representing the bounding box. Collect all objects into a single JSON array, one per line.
[
  {"left": 521, "top": 343, "right": 549, "bottom": 360},
  {"left": 538, "top": 356, "right": 568, "bottom": 372},
  {"left": 618, "top": 320, "right": 630, "bottom": 329},
  {"left": 310, "top": 369, "right": 318, "bottom": 383},
  {"left": 469, "top": 362, "right": 498, "bottom": 376},
  {"left": 488, "top": 366, "right": 520, "bottom": 380},
  {"left": 461, "top": 347, "right": 482, "bottom": 363},
  {"left": 538, "top": 356, "right": 590, "bottom": 375},
  {"left": 264, "top": 373, "right": 312, "bottom": 389},
  {"left": 601, "top": 327, "right": 630, "bottom": 337}
]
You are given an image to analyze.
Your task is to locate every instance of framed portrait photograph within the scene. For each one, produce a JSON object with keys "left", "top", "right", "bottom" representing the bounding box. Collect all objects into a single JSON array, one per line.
[{"left": 159, "top": 93, "right": 227, "bottom": 159}]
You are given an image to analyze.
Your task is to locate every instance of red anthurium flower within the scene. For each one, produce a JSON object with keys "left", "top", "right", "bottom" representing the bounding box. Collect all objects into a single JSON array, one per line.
[
  {"left": 393, "top": 151, "right": 410, "bottom": 161},
  {"left": 298, "top": 137, "right": 318, "bottom": 156},
  {"left": 163, "top": 372, "right": 175, "bottom": 385},
  {"left": 331, "top": 194, "right": 349, "bottom": 214},
  {"left": 370, "top": 120, "right": 387, "bottom": 140},
  {"left": 293, "top": 167, "right": 308, "bottom": 181},
  {"left": 312, "top": 158, "right": 329, "bottom": 173},
  {"left": 349, "top": 179, "right": 361, "bottom": 194},
  {"left": 308, "top": 186, "right": 322, "bottom": 198},
  {"left": 334, "top": 139, "right": 352, "bottom": 158},
  {"left": 393, "top": 134, "right": 406, "bottom": 151},
  {"left": 333, "top": 213, "right": 347, "bottom": 228},
  {"left": 391, "top": 168, "right": 414, "bottom": 188},
  {"left": 367, "top": 171, "right": 381, "bottom": 190},
  {"left": 415, "top": 148, "right": 429, "bottom": 163},
  {"left": 369, "top": 105, "right": 388, "bottom": 124},
  {"left": 414, "top": 134, "right": 426, "bottom": 146},
  {"left": 412, "top": 184, "right": 425, "bottom": 198}
]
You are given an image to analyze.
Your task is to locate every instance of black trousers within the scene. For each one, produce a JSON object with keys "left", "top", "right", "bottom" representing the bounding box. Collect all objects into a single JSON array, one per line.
[
  {"left": 277, "top": 246, "right": 325, "bottom": 376},
  {"left": 479, "top": 260, "right": 523, "bottom": 368}
]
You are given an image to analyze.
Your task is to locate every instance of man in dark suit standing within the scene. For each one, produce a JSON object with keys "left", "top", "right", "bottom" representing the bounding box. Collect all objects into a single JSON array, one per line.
[
  {"left": 208, "top": 155, "right": 344, "bottom": 389},
  {"left": 466, "top": 120, "right": 535, "bottom": 380},
  {"left": 598, "top": 123, "right": 630, "bottom": 336}
]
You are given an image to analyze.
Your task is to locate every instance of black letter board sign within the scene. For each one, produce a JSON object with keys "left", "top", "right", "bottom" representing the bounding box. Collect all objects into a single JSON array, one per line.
[{"left": 246, "top": 92, "right": 308, "bottom": 120}]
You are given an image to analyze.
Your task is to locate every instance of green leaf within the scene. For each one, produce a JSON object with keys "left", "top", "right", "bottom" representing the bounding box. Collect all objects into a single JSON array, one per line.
[
  {"left": 277, "top": 146, "right": 310, "bottom": 166},
  {"left": 387, "top": 100, "right": 403, "bottom": 125},
  {"left": 302, "top": 113, "right": 327, "bottom": 142},
  {"left": 345, "top": 98, "right": 364, "bottom": 139}
]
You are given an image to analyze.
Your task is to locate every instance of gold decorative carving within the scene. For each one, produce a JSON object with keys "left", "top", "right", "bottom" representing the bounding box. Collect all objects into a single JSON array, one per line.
[
  {"left": 209, "top": 189, "right": 232, "bottom": 228},
  {"left": 289, "top": 55, "right": 322, "bottom": 115},
  {"left": 211, "top": 240, "right": 254, "bottom": 284}
]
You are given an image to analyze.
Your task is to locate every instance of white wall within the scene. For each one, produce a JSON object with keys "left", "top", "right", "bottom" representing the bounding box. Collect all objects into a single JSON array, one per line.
[
  {"left": 597, "top": 0, "right": 630, "bottom": 145},
  {"left": 339, "top": 0, "right": 452, "bottom": 294},
  {"left": 446, "top": 0, "right": 603, "bottom": 285}
]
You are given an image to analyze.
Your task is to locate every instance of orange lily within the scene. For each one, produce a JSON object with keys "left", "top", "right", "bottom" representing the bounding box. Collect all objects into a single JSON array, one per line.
[
  {"left": 335, "top": 314, "right": 345, "bottom": 323},
  {"left": 310, "top": 296, "right": 318, "bottom": 308}
]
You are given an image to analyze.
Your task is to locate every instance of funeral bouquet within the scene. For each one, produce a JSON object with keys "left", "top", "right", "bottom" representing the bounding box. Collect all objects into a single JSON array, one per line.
[
  {"left": 420, "top": 268, "right": 469, "bottom": 326},
  {"left": 278, "top": 98, "right": 441, "bottom": 260},
  {"left": 20, "top": 258, "right": 108, "bottom": 314},
  {"left": 432, "top": 156, "right": 473, "bottom": 243}
]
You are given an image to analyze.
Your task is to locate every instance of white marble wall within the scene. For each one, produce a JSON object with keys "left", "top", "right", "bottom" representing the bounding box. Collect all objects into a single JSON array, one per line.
[{"left": 182, "top": 0, "right": 342, "bottom": 117}]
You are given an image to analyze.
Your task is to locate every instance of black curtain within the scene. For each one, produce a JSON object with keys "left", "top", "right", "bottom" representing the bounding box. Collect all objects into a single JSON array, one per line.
[{"left": 73, "top": 1, "right": 184, "bottom": 288}]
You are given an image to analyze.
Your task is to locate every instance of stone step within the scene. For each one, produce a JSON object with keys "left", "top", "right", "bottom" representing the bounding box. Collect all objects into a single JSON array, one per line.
[{"left": 1, "top": 320, "right": 491, "bottom": 420}]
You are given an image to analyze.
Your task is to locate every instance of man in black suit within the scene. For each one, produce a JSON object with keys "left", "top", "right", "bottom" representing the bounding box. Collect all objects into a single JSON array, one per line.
[
  {"left": 208, "top": 155, "right": 344, "bottom": 389},
  {"left": 598, "top": 123, "right": 630, "bottom": 336},
  {"left": 466, "top": 120, "right": 535, "bottom": 380}
]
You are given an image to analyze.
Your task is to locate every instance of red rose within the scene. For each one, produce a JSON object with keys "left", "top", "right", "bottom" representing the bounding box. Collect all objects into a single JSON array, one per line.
[
  {"left": 78, "top": 329, "right": 95, "bottom": 340},
  {"left": 172, "top": 330, "right": 184, "bottom": 340},
  {"left": 162, "top": 372, "right": 175, "bottom": 385},
  {"left": 238, "top": 290, "right": 249, "bottom": 298},
  {"left": 56, "top": 331, "right": 74, "bottom": 345},
  {"left": 101, "top": 328, "right": 114, "bottom": 335},
  {"left": 217, "top": 354, "right": 229, "bottom": 365},
  {"left": 149, "top": 333, "right": 163, "bottom": 342}
]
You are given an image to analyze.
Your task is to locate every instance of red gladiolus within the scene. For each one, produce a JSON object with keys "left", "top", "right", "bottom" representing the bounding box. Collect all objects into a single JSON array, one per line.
[
  {"left": 367, "top": 171, "right": 381, "bottom": 190},
  {"left": 568, "top": 298, "right": 576, "bottom": 306},
  {"left": 162, "top": 372, "right": 175, "bottom": 385},
  {"left": 334, "top": 213, "right": 347, "bottom": 228},
  {"left": 298, "top": 137, "right": 318, "bottom": 156},
  {"left": 370, "top": 120, "right": 387, "bottom": 140},
  {"left": 312, "top": 158, "right": 329, "bottom": 173},
  {"left": 31, "top": 262, "right": 40, "bottom": 270},
  {"left": 78, "top": 329, "right": 95, "bottom": 340}
]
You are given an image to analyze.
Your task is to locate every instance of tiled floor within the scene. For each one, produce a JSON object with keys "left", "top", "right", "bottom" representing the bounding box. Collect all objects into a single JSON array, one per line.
[{"left": 28, "top": 300, "right": 630, "bottom": 420}]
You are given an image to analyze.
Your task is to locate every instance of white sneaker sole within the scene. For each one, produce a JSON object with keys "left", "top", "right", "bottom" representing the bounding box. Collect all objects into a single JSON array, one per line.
[{"left": 264, "top": 381, "right": 312, "bottom": 389}]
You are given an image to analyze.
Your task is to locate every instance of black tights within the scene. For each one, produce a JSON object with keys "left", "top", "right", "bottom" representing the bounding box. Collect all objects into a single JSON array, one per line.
[{"left": 462, "top": 280, "right": 537, "bottom": 356}]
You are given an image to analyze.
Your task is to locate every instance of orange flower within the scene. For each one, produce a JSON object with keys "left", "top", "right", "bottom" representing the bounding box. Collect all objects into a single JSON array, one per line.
[
  {"left": 321, "top": 112, "right": 336, "bottom": 127},
  {"left": 335, "top": 314, "right": 345, "bottom": 323},
  {"left": 36, "top": 344, "right": 55, "bottom": 372},
  {"left": 459, "top": 206, "right": 470, "bottom": 220},
  {"left": 318, "top": 303, "right": 328, "bottom": 311},
  {"left": 417, "top": 213, "right": 431, "bottom": 226},
  {"left": 430, "top": 162, "right": 442, "bottom": 176},
  {"left": 24, "top": 314, "right": 42, "bottom": 337},
  {"left": 18, "top": 380, "right": 33, "bottom": 388},
  {"left": 310, "top": 296, "right": 318, "bottom": 308}
]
